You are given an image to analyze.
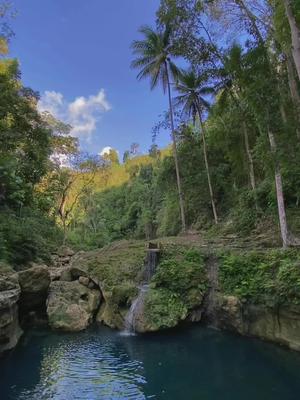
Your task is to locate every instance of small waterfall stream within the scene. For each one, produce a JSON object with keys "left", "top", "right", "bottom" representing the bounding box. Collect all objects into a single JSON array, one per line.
[{"left": 123, "top": 245, "right": 159, "bottom": 335}]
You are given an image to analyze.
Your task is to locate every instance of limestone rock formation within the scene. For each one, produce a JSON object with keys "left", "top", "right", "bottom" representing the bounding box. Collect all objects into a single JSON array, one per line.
[
  {"left": 47, "top": 281, "right": 101, "bottom": 331},
  {"left": 0, "top": 274, "right": 22, "bottom": 353},
  {"left": 216, "top": 295, "right": 300, "bottom": 351}
]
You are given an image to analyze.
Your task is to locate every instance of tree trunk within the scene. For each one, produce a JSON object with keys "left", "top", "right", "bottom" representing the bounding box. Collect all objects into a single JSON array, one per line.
[
  {"left": 165, "top": 62, "right": 186, "bottom": 232},
  {"left": 267, "top": 126, "right": 289, "bottom": 248},
  {"left": 283, "top": 0, "right": 300, "bottom": 81},
  {"left": 286, "top": 53, "right": 300, "bottom": 139},
  {"left": 242, "top": 121, "right": 256, "bottom": 191},
  {"left": 197, "top": 104, "right": 218, "bottom": 224}
]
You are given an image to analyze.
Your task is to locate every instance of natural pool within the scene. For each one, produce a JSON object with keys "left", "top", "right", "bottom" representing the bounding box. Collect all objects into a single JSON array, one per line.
[{"left": 1, "top": 325, "right": 300, "bottom": 400}]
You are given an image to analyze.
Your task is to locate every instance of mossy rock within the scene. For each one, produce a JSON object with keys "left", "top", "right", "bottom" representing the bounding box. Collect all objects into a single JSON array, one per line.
[
  {"left": 71, "top": 240, "right": 146, "bottom": 289},
  {"left": 151, "top": 247, "right": 207, "bottom": 309},
  {"left": 143, "top": 288, "right": 188, "bottom": 331},
  {"left": 96, "top": 301, "right": 127, "bottom": 330}
]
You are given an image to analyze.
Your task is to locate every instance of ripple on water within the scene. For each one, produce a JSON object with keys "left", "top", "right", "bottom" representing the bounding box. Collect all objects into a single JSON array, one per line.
[
  {"left": 1, "top": 325, "right": 300, "bottom": 400},
  {"left": 14, "top": 334, "right": 148, "bottom": 400}
]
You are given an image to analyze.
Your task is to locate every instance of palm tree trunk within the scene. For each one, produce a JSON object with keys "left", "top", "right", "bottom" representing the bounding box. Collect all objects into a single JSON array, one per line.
[
  {"left": 242, "top": 121, "right": 256, "bottom": 191},
  {"left": 267, "top": 126, "right": 289, "bottom": 248},
  {"left": 196, "top": 104, "right": 218, "bottom": 224},
  {"left": 165, "top": 62, "right": 186, "bottom": 232},
  {"left": 283, "top": 0, "right": 300, "bottom": 81}
]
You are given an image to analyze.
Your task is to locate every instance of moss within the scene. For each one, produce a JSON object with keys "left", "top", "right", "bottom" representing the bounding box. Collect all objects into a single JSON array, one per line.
[
  {"left": 72, "top": 240, "right": 146, "bottom": 289},
  {"left": 151, "top": 247, "right": 207, "bottom": 309},
  {"left": 111, "top": 283, "right": 139, "bottom": 307},
  {"left": 144, "top": 288, "right": 188, "bottom": 330},
  {"left": 219, "top": 249, "right": 300, "bottom": 306}
]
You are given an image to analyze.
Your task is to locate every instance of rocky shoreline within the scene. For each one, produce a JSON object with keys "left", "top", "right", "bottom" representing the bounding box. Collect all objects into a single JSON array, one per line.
[{"left": 1, "top": 242, "right": 300, "bottom": 355}]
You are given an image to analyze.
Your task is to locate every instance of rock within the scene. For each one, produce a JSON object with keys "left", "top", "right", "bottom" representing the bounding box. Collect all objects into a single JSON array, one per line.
[
  {"left": 0, "top": 274, "right": 19, "bottom": 292},
  {"left": 70, "top": 265, "right": 100, "bottom": 287},
  {"left": 18, "top": 265, "right": 51, "bottom": 294},
  {"left": 216, "top": 295, "right": 245, "bottom": 334},
  {"left": 246, "top": 304, "right": 300, "bottom": 351},
  {"left": 96, "top": 302, "right": 125, "bottom": 330},
  {"left": 60, "top": 268, "right": 73, "bottom": 282},
  {"left": 18, "top": 265, "right": 51, "bottom": 319},
  {"left": 0, "top": 276, "right": 22, "bottom": 353},
  {"left": 79, "top": 276, "right": 90, "bottom": 287},
  {"left": 47, "top": 281, "right": 101, "bottom": 331},
  {"left": 70, "top": 265, "right": 89, "bottom": 280},
  {"left": 56, "top": 246, "right": 75, "bottom": 257},
  {"left": 95, "top": 288, "right": 128, "bottom": 330},
  {"left": 88, "top": 281, "right": 97, "bottom": 290},
  {"left": 216, "top": 295, "right": 300, "bottom": 351},
  {"left": 187, "top": 308, "right": 203, "bottom": 322}
]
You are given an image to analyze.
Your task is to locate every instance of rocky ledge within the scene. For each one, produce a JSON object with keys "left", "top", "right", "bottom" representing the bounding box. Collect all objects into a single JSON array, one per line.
[
  {"left": 1, "top": 241, "right": 300, "bottom": 355},
  {"left": 0, "top": 270, "right": 22, "bottom": 353},
  {"left": 217, "top": 295, "right": 300, "bottom": 351}
]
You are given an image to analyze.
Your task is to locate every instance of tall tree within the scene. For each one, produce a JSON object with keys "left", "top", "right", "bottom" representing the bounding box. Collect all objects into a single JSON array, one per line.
[
  {"left": 131, "top": 25, "right": 186, "bottom": 231},
  {"left": 282, "top": 0, "right": 300, "bottom": 80},
  {"left": 214, "top": 45, "right": 257, "bottom": 193},
  {"left": 175, "top": 69, "right": 218, "bottom": 224}
]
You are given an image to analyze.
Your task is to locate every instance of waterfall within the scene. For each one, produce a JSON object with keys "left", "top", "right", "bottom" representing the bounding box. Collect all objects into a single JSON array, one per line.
[
  {"left": 203, "top": 256, "right": 219, "bottom": 327},
  {"left": 123, "top": 285, "right": 149, "bottom": 334},
  {"left": 143, "top": 248, "right": 158, "bottom": 282},
  {"left": 122, "top": 245, "right": 159, "bottom": 335}
]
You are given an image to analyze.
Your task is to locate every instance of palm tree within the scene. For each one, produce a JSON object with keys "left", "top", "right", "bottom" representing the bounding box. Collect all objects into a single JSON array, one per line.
[
  {"left": 131, "top": 25, "right": 186, "bottom": 232},
  {"left": 175, "top": 69, "right": 218, "bottom": 224}
]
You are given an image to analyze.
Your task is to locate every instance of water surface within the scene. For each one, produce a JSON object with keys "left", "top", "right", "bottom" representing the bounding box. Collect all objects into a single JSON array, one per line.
[{"left": 1, "top": 325, "right": 300, "bottom": 399}]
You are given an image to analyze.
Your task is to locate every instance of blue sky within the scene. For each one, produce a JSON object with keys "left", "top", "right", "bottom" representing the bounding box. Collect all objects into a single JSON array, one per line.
[{"left": 10, "top": 0, "right": 171, "bottom": 159}]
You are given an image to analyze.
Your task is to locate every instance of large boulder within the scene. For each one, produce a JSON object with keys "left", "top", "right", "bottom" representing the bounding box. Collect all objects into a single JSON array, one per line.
[
  {"left": 96, "top": 284, "right": 138, "bottom": 330},
  {"left": 47, "top": 281, "right": 101, "bottom": 331},
  {"left": 0, "top": 273, "right": 22, "bottom": 353},
  {"left": 18, "top": 265, "right": 51, "bottom": 319},
  {"left": 215, "top": 295, "right": 300, "bottom": 351},
  {"left": 246, "top": 304, "right": 300, "bottom": 351},
  {"left": 216, "top": 295, "right": 245, "bottom": 334},
  {"left": 18, "top": 264, "right": 51, "bottom": 294}
]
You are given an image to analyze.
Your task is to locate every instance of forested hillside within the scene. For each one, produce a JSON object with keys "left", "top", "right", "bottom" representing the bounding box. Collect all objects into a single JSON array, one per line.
[
  {"left": 65, "top": 0, "right": 300, "bottom": 250},
  {"left": 1, "top": 0, "right": 300, "bottom": 267}
]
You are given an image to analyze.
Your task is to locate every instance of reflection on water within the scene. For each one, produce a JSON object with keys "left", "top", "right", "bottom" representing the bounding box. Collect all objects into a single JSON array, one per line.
[{"left": 1, "top": 325, "right": 300, "bottom": 400}]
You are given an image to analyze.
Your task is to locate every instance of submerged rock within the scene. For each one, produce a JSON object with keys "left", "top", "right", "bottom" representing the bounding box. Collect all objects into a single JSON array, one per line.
[
  {"left": 0, "top": 274, "right": 22, "bottom": 353},
  {"left": 47, "top": 281, "right": 101, "bottom": 331}
]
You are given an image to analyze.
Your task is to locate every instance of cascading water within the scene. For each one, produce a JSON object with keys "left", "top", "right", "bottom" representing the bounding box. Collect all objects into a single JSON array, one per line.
[{"left": 122, "top": 244, "right": 159, "bottom": 335}]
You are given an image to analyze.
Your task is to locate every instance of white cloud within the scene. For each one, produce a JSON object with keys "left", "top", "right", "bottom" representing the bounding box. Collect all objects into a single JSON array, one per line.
[
  {"left": 50, "top": 153, "right": 70, "bottom": 168},
  {"left": 99, "top": 146, "right": 119, "bottom": 156},
  {"left": 38, "top": 89, "right": 111, "bottom": 140},
  {"left": 100, "top": 146, "right": 113, "bottom": 156},
  {"left": 38, "top": 90, "right": 63, "bottom": 116}
]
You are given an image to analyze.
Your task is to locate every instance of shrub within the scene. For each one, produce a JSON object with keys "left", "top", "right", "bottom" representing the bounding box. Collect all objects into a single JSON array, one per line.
[
  {"left": 0, "top": 207, "right": 62, "bottom": 267},
  {"left": 144, "top": 288, "right": 188, "bottom": 330},
  {"left": 219, "top": 250, "right": 300, "bottom": 305},
  {"left": 151, "top": 248, "right": 207, "bottom": 309}
]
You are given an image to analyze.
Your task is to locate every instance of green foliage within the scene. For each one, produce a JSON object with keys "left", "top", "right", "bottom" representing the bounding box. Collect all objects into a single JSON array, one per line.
[
  {"left": 144, "top": 288, "right": 188, "bottom": 330},
  {"left": 219, "top": 250, "right": 300, "bottom": 306},
  {"left": 0, "top": 207, "right": 62, "bottom": 267},
  {"left": 140, "top": 246, "right": 207, "bottom": 330},
  {"left": 152, "top": 248, "right": 207, "bottom": 308},
  {"left": 0, "top": 57, "right": 64, "bottom": 267}
]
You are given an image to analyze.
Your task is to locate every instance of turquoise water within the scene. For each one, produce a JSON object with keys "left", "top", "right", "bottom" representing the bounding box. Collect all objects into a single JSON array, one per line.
[{"left": 1, "top": 325, "right": 300, "bottom": 399}]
